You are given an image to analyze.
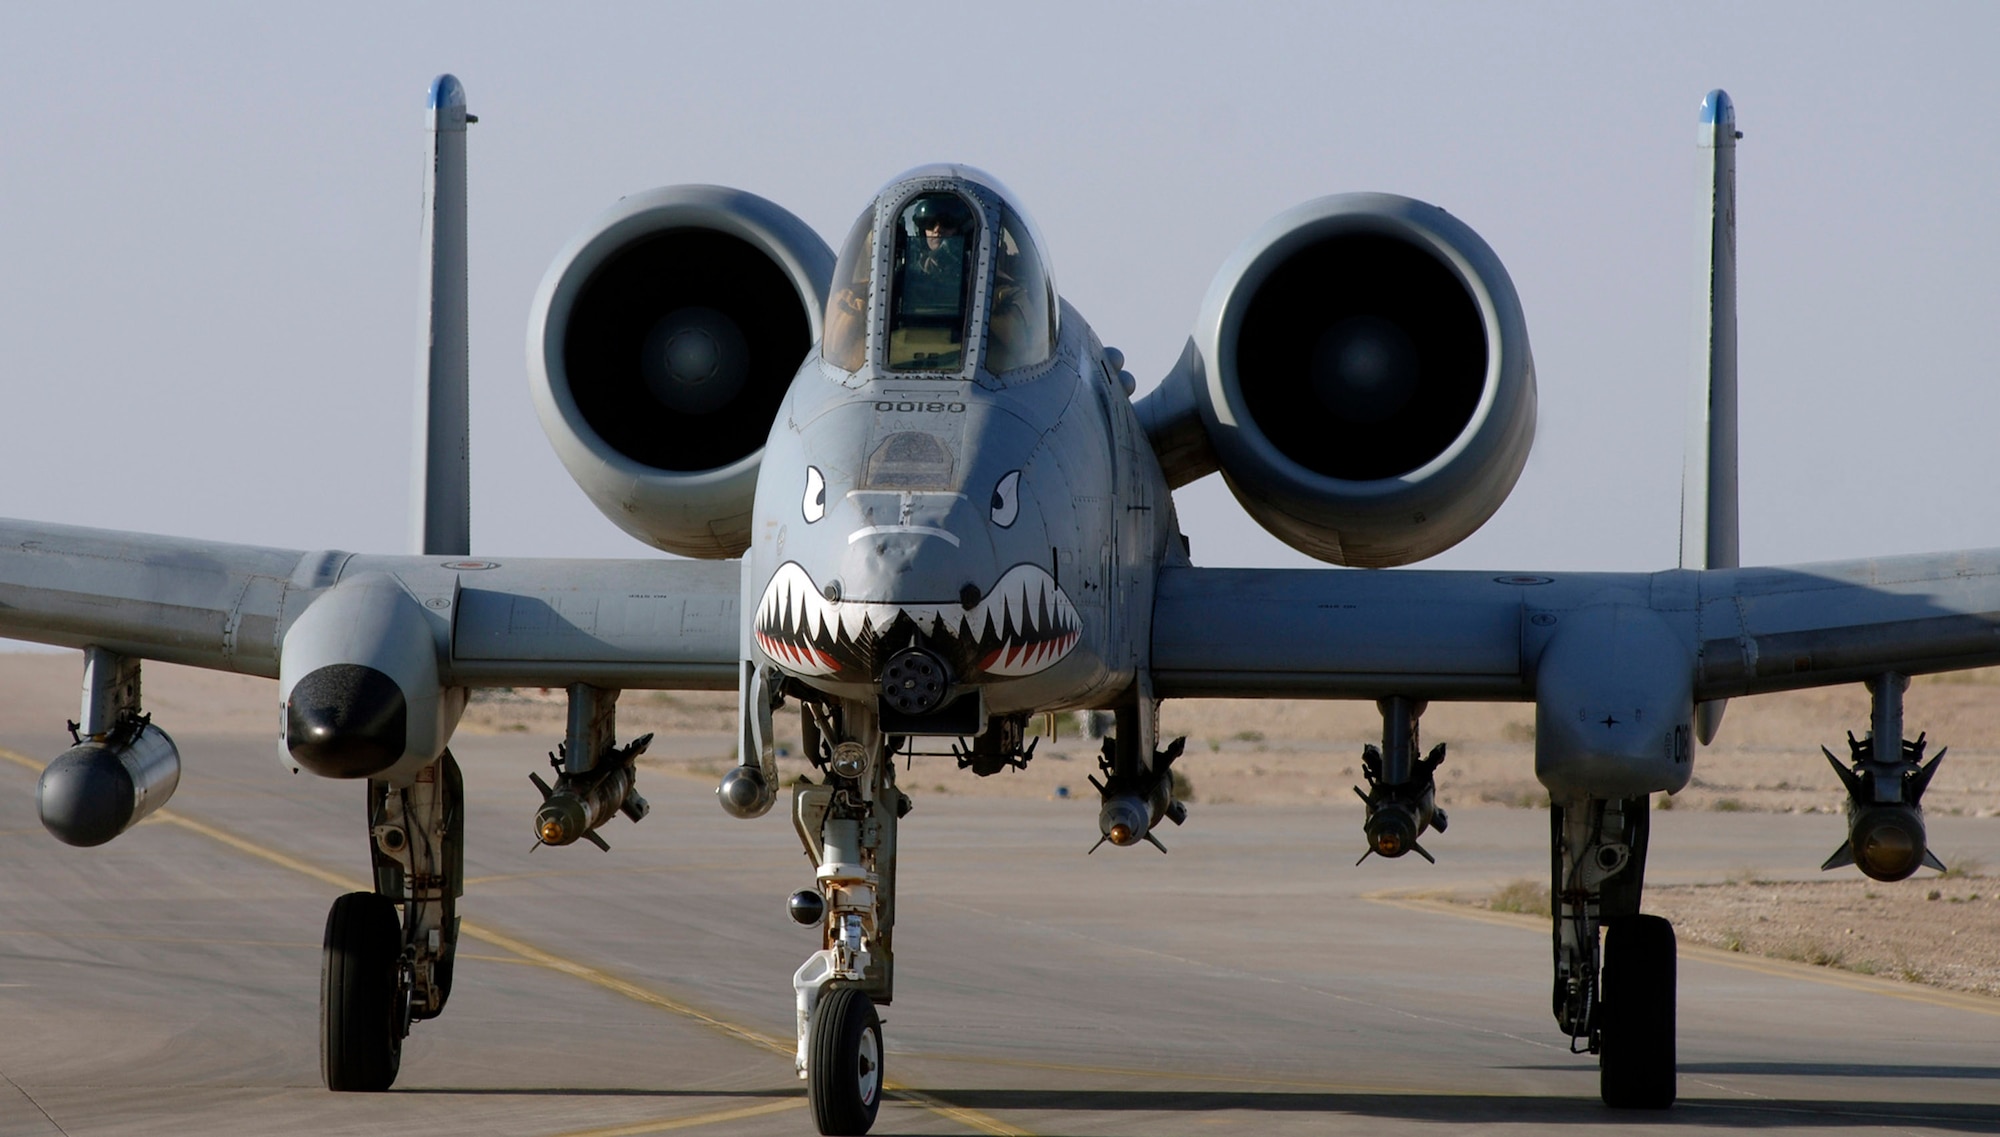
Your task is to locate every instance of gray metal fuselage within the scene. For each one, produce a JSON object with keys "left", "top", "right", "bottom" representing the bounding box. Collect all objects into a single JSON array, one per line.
[{"left": 743, "top": 295, "right": 1178, "bottom": 722}]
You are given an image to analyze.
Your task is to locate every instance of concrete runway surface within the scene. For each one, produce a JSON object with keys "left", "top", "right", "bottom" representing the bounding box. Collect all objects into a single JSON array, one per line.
[{"left": 0, "top": 721, "right": 1995, "bottom": 1136}]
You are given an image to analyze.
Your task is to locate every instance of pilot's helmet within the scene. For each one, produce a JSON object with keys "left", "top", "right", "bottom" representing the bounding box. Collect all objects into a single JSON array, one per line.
[{"left": 908, "top": 194, "right": 973, "bottom": 234}]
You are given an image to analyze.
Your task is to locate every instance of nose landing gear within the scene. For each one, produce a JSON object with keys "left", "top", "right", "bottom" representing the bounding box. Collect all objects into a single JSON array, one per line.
[
  {"left": 782, "top": 700, "right": 906, "bottom": 1136},
  {"left": 808, "top": 987, "right": 884, "bottom": 1135}
]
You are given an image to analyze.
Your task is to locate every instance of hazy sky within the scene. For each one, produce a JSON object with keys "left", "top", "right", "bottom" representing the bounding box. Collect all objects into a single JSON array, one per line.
[{"left": 3, "top": 2, "right": 1997, "bottom": 579}]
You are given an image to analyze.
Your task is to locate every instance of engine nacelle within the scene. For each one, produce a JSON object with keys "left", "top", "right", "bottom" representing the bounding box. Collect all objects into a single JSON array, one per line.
[
  {"left": 1140, "top": 193, "right": 1536, "bottom": 567},
  {"left": 37, "top": 721, "right": 181, "bottom": 847},
  {"left": 529, "top": 185, "right": 834, "bottom": 557}
]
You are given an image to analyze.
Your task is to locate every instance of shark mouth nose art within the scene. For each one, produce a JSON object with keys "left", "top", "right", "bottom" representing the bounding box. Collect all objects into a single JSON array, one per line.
[{"left": 754, "top": 562, "right": 1081, "bottom": 680}]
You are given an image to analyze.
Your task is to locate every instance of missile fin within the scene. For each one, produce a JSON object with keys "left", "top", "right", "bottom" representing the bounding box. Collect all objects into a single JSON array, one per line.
[
  {"left": 1910, "top": 747, "right": 1947, "bottom": 802},
  {"left": 1409, "top": 840, "right": 1436, "bottom": 865},
  {"left": 1822, "top": 746, "right": 1863, "bottom": 798},
  {"left": 529, "top": 771, "right": 555, "bottom": 801},
  {"left": 1086, "top": 835, "right": 1110, "bottom": 855},
  {"left": 1820, "top": 839, "right": 1855, "bottom": 872},
  {"left": 1923, "top": 848, "right": 1947, "bottom": 873},
  {"left": 584, "top": 829, "right": 611, "bottom": 852},
  {"left": 1142, "top": 832, "right": 1169, "bottom": 854}
]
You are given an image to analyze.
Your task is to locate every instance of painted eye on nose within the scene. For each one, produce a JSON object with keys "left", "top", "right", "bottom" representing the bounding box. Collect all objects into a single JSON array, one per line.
[
  {"left": 803, "top": 466, "right": 826, "bottom": 522},
  {"left": 990, "top": 470, "right": 1020, "bottom": 527}
]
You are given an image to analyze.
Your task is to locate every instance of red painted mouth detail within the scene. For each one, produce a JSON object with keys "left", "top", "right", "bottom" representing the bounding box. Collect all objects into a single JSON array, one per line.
[{"left": 754, "top": 562, "right": 1081, "bottom": 680}]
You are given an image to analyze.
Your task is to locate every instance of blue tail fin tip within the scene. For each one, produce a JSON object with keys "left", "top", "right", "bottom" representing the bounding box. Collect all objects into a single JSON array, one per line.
[
  {"left": 428, "top": 74, "right": 465, "bottom": 110},
  {"left": 1700, "top": 89, "right": 1739, "bottom": 144}
]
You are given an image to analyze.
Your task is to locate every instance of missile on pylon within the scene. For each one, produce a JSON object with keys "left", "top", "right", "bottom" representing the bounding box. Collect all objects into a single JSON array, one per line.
[
  {"left": 1821, "top": 731, "right": 1946, "bottom": 883},
  {"left": 530, "top": 733, "right": 653, "bottom": 850}
]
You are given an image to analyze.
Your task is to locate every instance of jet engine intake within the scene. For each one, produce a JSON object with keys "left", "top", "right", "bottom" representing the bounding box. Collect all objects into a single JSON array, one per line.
[
  {"left": 530, "top": 186, "right": 834, "bottom": 557},
  {"left": 1138, "top": 193, "right": 1536, "bottom": 566},
  {"left": 37, "top": 720, "right": 180, "bottom": 847}
]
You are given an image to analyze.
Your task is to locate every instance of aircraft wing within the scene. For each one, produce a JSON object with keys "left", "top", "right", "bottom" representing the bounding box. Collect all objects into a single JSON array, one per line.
[
  {"left": 1150, "top": 549, "right": 2000, "bottom": 702},
  {"left": 0, "top": 517, "right": 740, "bottom": 689}
]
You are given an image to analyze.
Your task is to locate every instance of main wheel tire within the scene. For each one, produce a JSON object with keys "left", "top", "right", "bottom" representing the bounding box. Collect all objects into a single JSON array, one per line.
[
  {"left": 808, "top": 986, "right": 883, "bottom": 1135},
  {"left": 1600, "top": 913, "right": 1676, "bottom": 1109},
  {"left": 321, "top": 891, "right": 404, "bottom": 1092}
]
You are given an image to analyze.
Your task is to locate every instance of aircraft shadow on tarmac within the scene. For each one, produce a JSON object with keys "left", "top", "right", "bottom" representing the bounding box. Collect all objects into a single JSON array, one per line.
[
  {"left": 391, "top": 1088, "right": 804, "bottom": 1099},
  {"left": 892, "top": 1089, "right": 2000, "bottom": 1131},
  {"left": 1680, "top": 1061, "right": 2000, "bottom": 1081},
  {"left": 1509, "top": 1060, "right": 2000, "bottom": 1083}
]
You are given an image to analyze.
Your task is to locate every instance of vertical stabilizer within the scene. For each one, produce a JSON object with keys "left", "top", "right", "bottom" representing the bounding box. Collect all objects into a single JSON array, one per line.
[
  {"left": 411, "top": 75, "right": 474, "bottom": 557},
  {"left": 1684, "top": 89, "right": 1739, "bottom": 744}
]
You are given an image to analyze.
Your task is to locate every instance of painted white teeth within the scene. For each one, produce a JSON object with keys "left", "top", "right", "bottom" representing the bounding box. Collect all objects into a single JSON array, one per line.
[{"left": 756, "top": 561, "right": 1082, "bottom": 679}]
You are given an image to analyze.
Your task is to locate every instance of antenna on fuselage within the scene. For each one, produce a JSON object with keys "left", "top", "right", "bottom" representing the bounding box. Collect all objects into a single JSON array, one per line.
[
  {"left": 1682, "top": 88, "right": 1740, "bottom": 744},
  {"left": 411, "top": 74, "right": 474, "bottom": 557}
]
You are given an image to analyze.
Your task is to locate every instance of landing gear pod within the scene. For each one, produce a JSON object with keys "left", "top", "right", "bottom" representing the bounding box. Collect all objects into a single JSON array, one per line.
[
  {"left": 37, "top": 720, "right": 181, "bottom": 847},
  {"left": 280, "top": 572, "right": 463, "bottom": 783}
]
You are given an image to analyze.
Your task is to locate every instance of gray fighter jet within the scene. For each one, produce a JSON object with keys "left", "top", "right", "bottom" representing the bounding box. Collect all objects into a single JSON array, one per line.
[{"left": 5, "top": 78, "right": 1994, "bottom": 1134}]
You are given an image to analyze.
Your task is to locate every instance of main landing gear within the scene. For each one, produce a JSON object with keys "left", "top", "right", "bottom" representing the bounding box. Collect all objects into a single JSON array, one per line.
[
  {"left": 1550, "top": 794, "right": 1676, "bottom": 1108},
  {"left": 322, "top": 750, "right": 464, "bottom": 1091}
]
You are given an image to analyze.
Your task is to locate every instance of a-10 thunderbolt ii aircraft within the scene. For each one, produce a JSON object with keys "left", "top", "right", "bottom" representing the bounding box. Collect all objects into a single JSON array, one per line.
[{"left": 4, "top": 76, "right": 1996, "bottom": 1134}]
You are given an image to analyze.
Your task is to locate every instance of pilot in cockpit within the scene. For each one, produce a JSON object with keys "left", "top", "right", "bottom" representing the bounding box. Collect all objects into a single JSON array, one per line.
[
  {"left": 902, "top": 195, "right": 973, "bottom": 309},
  {"left": 820, "top": 180, "right": 1053, "bottom": 375}
]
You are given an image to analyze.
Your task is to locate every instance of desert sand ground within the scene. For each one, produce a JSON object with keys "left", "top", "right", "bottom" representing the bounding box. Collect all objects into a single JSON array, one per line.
[{"left": 2, "top": 650, "right": 1993, "bottom": 998}]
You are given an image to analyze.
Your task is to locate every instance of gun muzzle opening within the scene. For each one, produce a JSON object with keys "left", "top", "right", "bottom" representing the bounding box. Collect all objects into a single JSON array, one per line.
[{"left": 879, "top": 647, "right": 950, "bottom": 717}]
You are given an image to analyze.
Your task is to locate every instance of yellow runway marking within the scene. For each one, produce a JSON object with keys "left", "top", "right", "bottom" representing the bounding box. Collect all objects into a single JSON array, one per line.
[
  {"left": 1368, "top": 890, "right": 2000, "bottom": 1018},
  {"left": 0, "top": 745, "right": 1031, "bottom": 1134},
  {"left": 0, "top": 929, "right": 314, "bottom": 948},
  {"left": 547, "top": 1097, "right": 803, "bottom": 1136}
]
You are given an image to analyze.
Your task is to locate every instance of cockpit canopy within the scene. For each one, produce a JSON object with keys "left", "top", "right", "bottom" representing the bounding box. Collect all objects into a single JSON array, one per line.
[{"left": 822, "top": 167, "right": 1057, "bottom": 378}]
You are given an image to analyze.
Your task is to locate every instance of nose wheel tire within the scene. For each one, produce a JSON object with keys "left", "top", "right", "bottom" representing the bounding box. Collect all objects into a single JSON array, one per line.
[
  {"left": 808, "top": 987, "right": 883, "bottom": 1135},
  {"left": 320, "top": 891, "right": 405, "bottom": 1092},
  {"left": 1599, "top": 913, "right": 1676, "bottom": 1109}
]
